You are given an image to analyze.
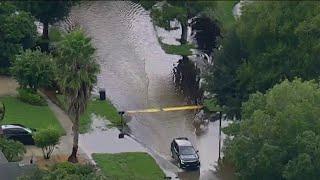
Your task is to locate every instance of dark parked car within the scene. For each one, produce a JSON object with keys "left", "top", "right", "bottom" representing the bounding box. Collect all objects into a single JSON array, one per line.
[
  {"left": 170, "top": 137, "right": 200, "bottom": 169},
  {"left": 1, "top": 124, "right": 36, "bottom": 145}
]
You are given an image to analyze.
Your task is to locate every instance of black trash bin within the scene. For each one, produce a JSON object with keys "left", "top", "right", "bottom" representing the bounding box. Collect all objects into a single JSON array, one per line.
[{"left": 99, "top": 88, "right": 106, "bottom": 100}]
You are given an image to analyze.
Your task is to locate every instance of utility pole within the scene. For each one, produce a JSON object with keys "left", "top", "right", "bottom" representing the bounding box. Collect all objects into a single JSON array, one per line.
[
  {"left": 118, "top": 111, "right": 125, "bottom": 139},
  {"left": 218, "top": 111, "right": 222, "bottom": 161}
]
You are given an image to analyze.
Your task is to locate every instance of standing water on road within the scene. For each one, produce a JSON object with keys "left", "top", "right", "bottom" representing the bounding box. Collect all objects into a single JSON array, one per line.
[{"left": 70, "top": 1, "right": 230, "bottom": 179}]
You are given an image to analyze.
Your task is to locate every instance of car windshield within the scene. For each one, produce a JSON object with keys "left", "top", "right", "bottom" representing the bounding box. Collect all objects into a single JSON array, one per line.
[
  {"left": 180, "top": 146, "right": 196, "bottom": 155},
  {"left": 24, "top": 128, "right": 32, "bottom": 134}
]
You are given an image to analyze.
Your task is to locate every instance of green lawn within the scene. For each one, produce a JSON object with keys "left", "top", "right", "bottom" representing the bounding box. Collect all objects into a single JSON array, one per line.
[
  {"left": 157, "top": 36, "right": 195, "bottom": 56},
  {"left": 93, "top": 152, "right": 165, "bottom": 180},
  {"left": 57, "top": 95, "right": 121, "bottom": 133},
  {"left": 215, "top": 1, "right": 239, "bottom": 30},
  {"left": 161, "top": 43, "right": 195, "bottom": 56},
  {"left": 0, "top": 96, "right": 64, "bottom": 134},
  {"left": 80, "top": 99, "right": 121, "bottom": 133}
]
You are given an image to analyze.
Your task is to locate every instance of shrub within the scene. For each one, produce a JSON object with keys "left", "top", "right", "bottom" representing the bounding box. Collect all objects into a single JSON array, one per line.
[
  {"left": 53, "top": 162, "right": 97, "bottom": 175},
  {"left": 18, "top": 88, "right": 47, "bottom": 106},
  {"left": 19, "top": 162, "right": 106, "bottom": 180},
  {"left": 33, "top": 128, "right": 61, "bottom": 159},
  {"left": 0, "top": 138, "right": 26, "bottom": 162},
  {"left": 49, "top": 27, "right": 63, "bottom": 43}
]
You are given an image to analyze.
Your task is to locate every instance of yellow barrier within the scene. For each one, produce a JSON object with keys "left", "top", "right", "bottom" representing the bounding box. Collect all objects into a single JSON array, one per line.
[{"left": 126, "top": 105, "right": 203, "bottom": 114}]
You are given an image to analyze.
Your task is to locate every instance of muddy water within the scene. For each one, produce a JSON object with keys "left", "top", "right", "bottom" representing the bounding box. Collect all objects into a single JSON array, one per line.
[{"left": 70, "top": 1, "right": 230, "bottom": 179}]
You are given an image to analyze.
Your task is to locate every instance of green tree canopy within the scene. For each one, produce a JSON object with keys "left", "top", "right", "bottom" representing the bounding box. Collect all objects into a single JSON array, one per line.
[
  {"left": 204, "top": 27, "right": 243, "bottom": 117},
  {"left": 0, "top": 2, "right": 37, "bottom": 73},
  {"left": 55, "top": 29, "right": 99, "bottom": 163},
  {"left": 16, "top": 0, "right": 73, "bottom": 51},
  {"left": 11, "top": 49, "right": 54, "bottom": 91},
  {"left": 223, "top": 79, "right": 320, "bottom": 179},
  {"left": 138, "top": 0, "right": 216, "bottom": 45},
  {"left": 205, "top": 1, "right": 320, "bottom": 117},
  {"left": 237, "top": 1, "right": 320, "bottom": 91}
]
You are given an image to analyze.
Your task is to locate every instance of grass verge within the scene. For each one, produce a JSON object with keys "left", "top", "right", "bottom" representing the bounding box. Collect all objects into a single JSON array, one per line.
[
  {"left": 57, "top": 95, "right": 121, "bottom": 133},
  {"left": 0, "top": 96, "right": 64, "bottom": 134},
  {"left": 93, "top": 152, "right": 165, "bottom": 180},
  {"left": 159, "top": 40, "right": 195, "bottom": 56}
]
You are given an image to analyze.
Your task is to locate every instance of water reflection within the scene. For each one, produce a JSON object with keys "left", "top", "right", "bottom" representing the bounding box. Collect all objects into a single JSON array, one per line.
[
  {"left": 191, "top": 16, "right": 220, "bottom": 56},
  {"left": 214, "top": 160, "right": 237, "bottom": 180},
  {"left": 173, "top": 56, "right": 203, "bottom": 105},
  {"left": 178, "top": 170, "right": 200, "bottom": 180}
]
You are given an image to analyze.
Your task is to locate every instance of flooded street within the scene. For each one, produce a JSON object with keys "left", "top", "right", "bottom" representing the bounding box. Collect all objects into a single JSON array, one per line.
[
  {"left": 70, "top": 1, "right": 230, "bottom": 179},
  {"left": 80, "top": 115, "right": 146, "bottom": 155}
]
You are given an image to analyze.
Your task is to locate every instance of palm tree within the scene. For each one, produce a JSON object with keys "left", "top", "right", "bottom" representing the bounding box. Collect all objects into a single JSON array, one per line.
[{"left": 55, "top": 29, "right": 99, "bottom": 163}]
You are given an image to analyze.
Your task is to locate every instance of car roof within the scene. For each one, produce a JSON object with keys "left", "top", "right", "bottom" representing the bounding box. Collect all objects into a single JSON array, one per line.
[
  {"left": 174, "top": 138, "right": 193, "bottom": 147},
  {"left": 1, "top": 125, "right": 25, "bottom": 129},
  {"left": 1, "top": 125, "right": 32, "bottom": 133}
]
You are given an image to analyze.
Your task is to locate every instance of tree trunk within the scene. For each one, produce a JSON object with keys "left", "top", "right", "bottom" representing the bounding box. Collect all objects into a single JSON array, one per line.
[
  {"left": 68, "top": 113, "right": 79, "bottom": 163},
  {"left": 0, "top": 103, "right": 5, "bottom": 138},
  {"left": 41, "top": 21, "right": 49, "bottom": 52},
  {"left": 180, "top": 23, "right": 188, "bottom": 45}
]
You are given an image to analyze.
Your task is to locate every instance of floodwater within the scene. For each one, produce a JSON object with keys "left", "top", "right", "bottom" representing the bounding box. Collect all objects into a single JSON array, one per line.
[
  {"left": 80, "top": 114, "right": 146, "bottom": 155},
  {"left": 70, "top": 1, "right": 231, "bottom": 179}
]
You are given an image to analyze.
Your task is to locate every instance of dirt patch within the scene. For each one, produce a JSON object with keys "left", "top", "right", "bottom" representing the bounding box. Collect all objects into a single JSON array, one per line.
[{"left": 0, "top": 76, "right": 18, "bottom": 97}]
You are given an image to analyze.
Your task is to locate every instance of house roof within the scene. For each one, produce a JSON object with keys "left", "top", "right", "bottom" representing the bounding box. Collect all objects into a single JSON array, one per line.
[
  {"left": 0, "top": 163, "right": 36, "bottom": 180},
  {"left": 0, "top": 150, "right": 36, "bottom": 180}
]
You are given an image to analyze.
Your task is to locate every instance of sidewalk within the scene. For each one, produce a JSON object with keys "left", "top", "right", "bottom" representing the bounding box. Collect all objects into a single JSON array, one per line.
[{"left": 0, "top": 76, "right": 18, "bottom": 96}]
